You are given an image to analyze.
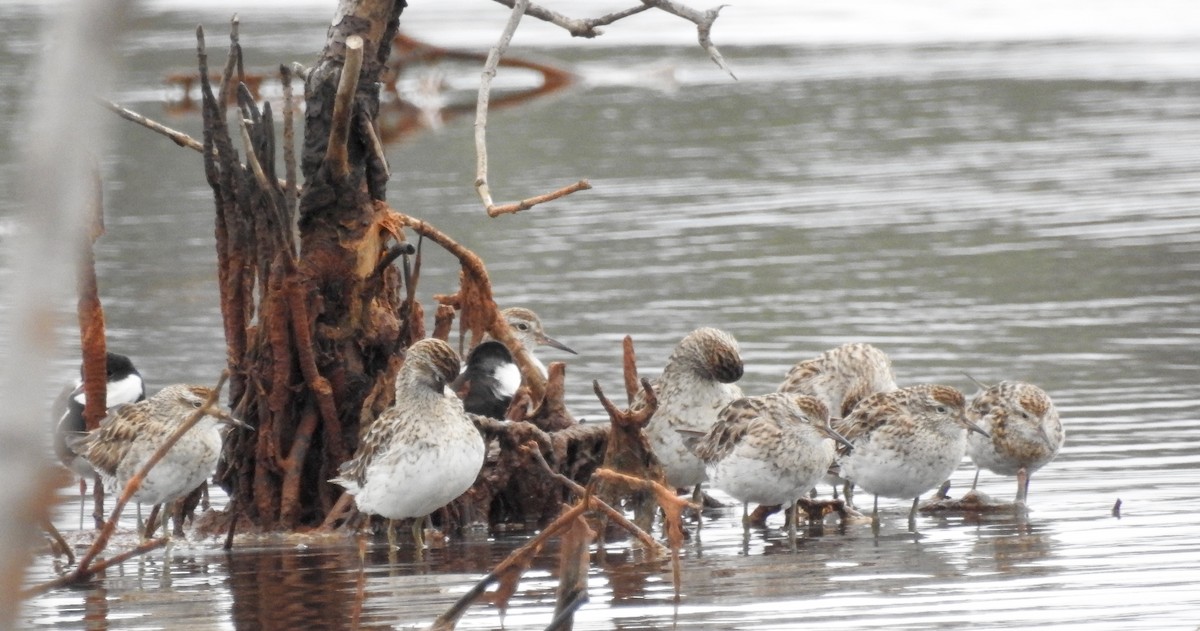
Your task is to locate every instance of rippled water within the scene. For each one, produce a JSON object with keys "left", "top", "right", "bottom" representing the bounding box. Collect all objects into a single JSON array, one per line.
[{"left": 5, "top": 0, "right": 1200, "bottom": 629}]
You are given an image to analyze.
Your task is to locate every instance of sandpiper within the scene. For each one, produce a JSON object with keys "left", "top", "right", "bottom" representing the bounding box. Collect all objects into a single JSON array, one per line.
[
  {"left": 778, "top": 342, "right": 898, "bottom": 498},
  {"left": 689, "top": 393, "right": 852, "bottom": 539},
  {"left": 332, "top": 338, "right": 486, "bottom": 548},
  {"left": 497, "top": 307, "right": 576, "bottom": 379},
  {"left": 453, "top": 308, "right": 576, "bottom": 418},
  {"left": 641, "top": 327, "right": 744, "bottom": 496},
  {"left": 52, "top": 352, "right": 146, "bottom": 480},
  {"left": 778, "top": 343, "right": 898, "bottom": 418},
  {"left": 67, "top": 383, "right": 244, "bottom": 535},
  {"left": 966, "top": 381, "right": 1064, "bottom": 504},
  {"left": 833, "top": 384, "right": 987, "bottom": 527}
]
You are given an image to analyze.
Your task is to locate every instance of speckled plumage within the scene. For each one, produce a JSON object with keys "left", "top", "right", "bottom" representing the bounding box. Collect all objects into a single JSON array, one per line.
[
  {"left": 778, "top": 343, "right": 899, "bottom": 497},
  {"left": 966, "top": 381, "right": 1064, "bottom": 502},
  {"left": 640, "top": 327, "right": 745, "bottom": 489},
  {"left": 68, "top": 384, "right": 236, "bottom": 506},
  {"left": 777, "top": 343, "right": 898, "bottom": 418},
  {"left": 834, "top": 384, "right": 984, "bottom": 520},
  {"left": 694, "top": 394, "right": 846, "bottom": 510},
  {"left": 332, "top": 339, "right": 485, "bottom": 526}
]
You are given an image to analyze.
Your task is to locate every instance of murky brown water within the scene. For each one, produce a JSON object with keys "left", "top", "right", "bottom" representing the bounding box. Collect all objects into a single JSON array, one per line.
[{"left": 4, "top": 0, "right": 1200, "bottom": 629}]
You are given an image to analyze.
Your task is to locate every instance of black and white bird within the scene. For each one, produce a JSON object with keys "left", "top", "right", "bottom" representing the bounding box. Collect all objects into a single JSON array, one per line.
[
  {"left": 453, "top": 341, "right": 519, "bottom": 419},
  {"left": 53, "top": 352, "right": 147, "bottom": 478},
  {"left": 51, "top": 352, "right": 146, "bottom": 528},
  {"left": 452, "top": 307, "right": 576, "bottom": 419}
]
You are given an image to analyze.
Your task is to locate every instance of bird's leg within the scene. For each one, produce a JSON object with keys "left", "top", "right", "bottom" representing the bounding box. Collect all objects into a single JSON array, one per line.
[
  {"left": 412, "top": 517, "right": 425, "bottom": 549},
  {"left": 78, "top": 478, "right": 87, "bottom": 531},
  {"left": 788, "top": 501, "right": 798, "bottom": 551},
  {"left": 144, "top": 504, "right": 162, "bottom": 540},
  {"left": 160, "top": 504, "right": 172, "bottom": 539},
  {"left": 741, "top": 502, "right": 750, "bottom": 538},
  {"left": 871, "top": 495, "right": 880, "bottom": 535},
  {"left": 971, "top": 467, "right": 982, "bottom": 490},
  {"left": 843, "top": 482, "right": 855, "bottom": 509},
  {"left": 692, "top": 484, "right": 704, "bottom": 531},
  {"left": 172, "top": 500, "right": 186, "bottom": 538},
  {"left": 387, "top": 519, "right": 397, "bottom": 550},
  {"left": 1016, "top": 467, "right": 1030, "bottom": 505},
  {"left": 908, "top": 497, "right": 919, "bottom": 531}
]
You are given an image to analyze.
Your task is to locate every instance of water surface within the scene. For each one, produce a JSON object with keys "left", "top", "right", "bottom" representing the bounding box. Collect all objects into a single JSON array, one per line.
[{"left": 4, "top": 1, "right": 1200, "bottom": 629}]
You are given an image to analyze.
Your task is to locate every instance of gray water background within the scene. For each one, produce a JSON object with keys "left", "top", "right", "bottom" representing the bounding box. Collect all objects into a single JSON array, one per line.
[{"left": 3, "top": 0, "right": 1199, "bottom": 628}]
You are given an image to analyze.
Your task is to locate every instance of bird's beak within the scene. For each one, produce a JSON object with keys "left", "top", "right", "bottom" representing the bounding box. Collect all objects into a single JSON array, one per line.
[
  {"left": 1035, "top": 421, "right": 1055, "bottom": 449},
  {"left": 820, "top": 422, "right": 855, "bottom": 452},
  {"left": 537, "top": 333, "right": 577, "bottom": 355},
  {"left": 960, "top": 416, "right": 989, "bottom": 438},
  {"left": 214, "top": 409, "right": 253, "bottom": 431}
]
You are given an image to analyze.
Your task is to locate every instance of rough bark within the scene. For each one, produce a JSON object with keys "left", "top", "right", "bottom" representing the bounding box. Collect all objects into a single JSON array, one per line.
[{"left": 203, "top": 1, "right": 409, "bottom": 530}]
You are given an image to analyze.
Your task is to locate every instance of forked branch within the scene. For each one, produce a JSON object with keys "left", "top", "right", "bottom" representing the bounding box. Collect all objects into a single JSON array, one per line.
[{"left": 474, "top": 0, "right": 590, "bottom": 217}]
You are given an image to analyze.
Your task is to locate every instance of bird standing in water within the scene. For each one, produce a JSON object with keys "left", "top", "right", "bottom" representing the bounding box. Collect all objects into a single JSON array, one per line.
[
  {"left": 833, "top": 384, "right": 987, "bottom": 529},
  {"left": 777, "top": 342, "right": 899, "bottom": 500},
  {"left": 68, "top": 383, "right": 245, "bottom": 537},
  {"left": 51, "top": 352, "right": 146, "bottom": 528},
  {"left": 640, "top": 327, "right": 744, "bottom": 518},
  {"left": 965, "top": 381, "right": 1064, "bottom": 505},
  {"left": 688, "top": 393, "right": 852, "bottom": 544},
  {"left": 333, "top": 339, "right": 486, "bottom": 549}
]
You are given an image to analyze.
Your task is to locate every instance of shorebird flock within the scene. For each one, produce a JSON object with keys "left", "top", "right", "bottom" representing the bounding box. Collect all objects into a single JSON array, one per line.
[{"left": 53, "top": 310, "right": 1064, "bottom": 546}]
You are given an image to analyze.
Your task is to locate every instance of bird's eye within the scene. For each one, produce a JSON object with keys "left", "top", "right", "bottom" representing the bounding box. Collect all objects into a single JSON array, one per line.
[
  {"left": 192, "top": 400, "right": 204, "bottom": 409},
  {"left": 516, "top": 323, "right": 529, "bottom": 331},
  {"left": 935, "top": 406, "right": 947, "bottom": 414}
]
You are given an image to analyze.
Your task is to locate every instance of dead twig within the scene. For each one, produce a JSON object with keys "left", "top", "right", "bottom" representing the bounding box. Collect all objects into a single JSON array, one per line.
[
  {"left": 474, "top": 0, "right": 590, "bottom": 216},
  {"left": 430, "top": 500, "right": 590, "bottom": 630},
  {"left": 489, "top": 0, "right": 734, "bottom": 78},
  {"left": 100, "top": 98, "right": 205, "bottom": 152},
  {"left": 326, "top": 34, "right": 364, "bottom": 179},
  {"left": 550, "top": 513, "right": 593, "bottom": 631},
  {"left": 491, "top": 0, "right": 651, "bottom": 38},
  {"left": 42, "top": 519, "right": 75, "bottom": 566},
  {"left": 521, "top": 443, "right": 665, "bottom": 557},
  {"left": 22, "top": 537, "right": 168, "bottom": 599},
  {"left": 593, "top": 468, "right": 693, "bottom": 600},
  {"left": 485, "top": 180, "right": 593, "bottom": 218},
  {"left": 643, "top": 0, "right": 736, "bottom": 79}
]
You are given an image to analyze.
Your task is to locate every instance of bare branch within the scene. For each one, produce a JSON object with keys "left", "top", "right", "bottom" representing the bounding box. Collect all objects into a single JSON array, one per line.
[
  {"left": 490, "top": 0, "right": 652, "bottom": 38},
  {"left": 474, "top": 0, "right": 527, "bottom": 210},
  {"left": 238, "top": 115, "right": 273, "bottom": 192},
  {"left": 485, "top": 180, "right": 592, "bottom": 217},
  {"left": 280, "top": 64, "right": 298, "bottom": 225},
  {"left": 475, "top": 0, "right": 590, "bottom": 216},
  {"left": 644, "top": 0, "right": 736, "bottom": 79},
  {"left": 100, "top": 98, "right": 204, "bottom": 152},
  {"left": 326, "top": 34, "right": 364, "bottom": 179},
  {"left": 491, "top": 0, "right": 735, "bottom": 78}
]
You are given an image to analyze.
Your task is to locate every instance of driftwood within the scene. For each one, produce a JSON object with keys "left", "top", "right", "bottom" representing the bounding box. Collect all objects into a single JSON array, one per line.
[{"left": 94, "top": 0, "right": 734, "bottom": 536}]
